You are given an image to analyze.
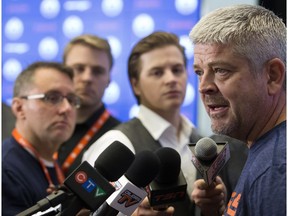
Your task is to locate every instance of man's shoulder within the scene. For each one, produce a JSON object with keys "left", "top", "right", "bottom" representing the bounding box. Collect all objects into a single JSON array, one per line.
[
  {"left": 113, "top": 118, "right": 150, "bottom": 140},
  {"left": 114, "top": 117, "right": 140, "bottom": 129},
  {"left": 2, "top": 139, "right": 38, "bottom": 180},
  {"left": 2, "top": 138, "right": 19, "bottom": 160},
  {"left": 107, "top": 114, "right": 121, "bottom": 124},
  {"left": 2, "top": 137, "right": 39, "bottom": 164}
]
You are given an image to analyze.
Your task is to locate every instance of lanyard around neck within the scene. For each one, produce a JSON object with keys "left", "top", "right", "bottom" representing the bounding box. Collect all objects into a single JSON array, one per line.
[
  {"left": 12, "top": 129, "right": 65, "bottom": 185},
  {"left": 54, "top": 109, "right": 110, "bottom": 173}
]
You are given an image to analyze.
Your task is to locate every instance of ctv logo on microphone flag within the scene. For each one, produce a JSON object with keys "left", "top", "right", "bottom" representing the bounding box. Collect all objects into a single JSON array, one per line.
[
  {"left": 74, "top": 171, "right": 106, "bottom": 196},
  {"left": 64, "top": 161, "right": 116, "bottom": 211}
]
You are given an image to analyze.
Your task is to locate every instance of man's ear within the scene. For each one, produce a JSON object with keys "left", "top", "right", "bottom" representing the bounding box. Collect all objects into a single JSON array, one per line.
[
  {"left": 106, "top": 73, "right": 111, "bottom": 88},
  {"left": 11, "top": 98, "right": 25, "bottom": 120},
  {"left": 266, "top": 58, "right": 285, "bottom": 95},
  {"left": 131, "top": 78, "right": 140, "bottom": 97},
  {"left": 106, "top": 79, "right": 111, "bottom": 88}
]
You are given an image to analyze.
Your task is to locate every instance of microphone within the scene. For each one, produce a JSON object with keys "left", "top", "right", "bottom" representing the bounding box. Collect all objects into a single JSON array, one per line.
[
  {"left": 17, "top": 141, "right": 135, "bottom": 216},
  {"left": 95, "top": 150, "right": 161, "bottom": 216},
  {"left": 16, "top": 186, "right": 72, "bottom": 216},
  {"left": 146, "top": 147, "right": 187, "bottom": 210},
  {"left": 189, "top": 137, "right": 231, "bottom": 186},
  {"left": 62, "top": 141, "right": 135, "bottom": 215}
]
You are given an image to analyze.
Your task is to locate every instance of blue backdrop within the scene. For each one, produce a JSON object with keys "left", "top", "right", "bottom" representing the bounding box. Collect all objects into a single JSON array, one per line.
[{"left": 2, "top": 0, "right": 200, "bottom": 125}]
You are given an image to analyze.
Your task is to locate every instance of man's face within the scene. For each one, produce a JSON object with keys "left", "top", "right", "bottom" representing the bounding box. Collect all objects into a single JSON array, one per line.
[
  {"left": 19, "top": 69, "right": 77, "bottom": 145},
  {"left": 132, "top": 45, "right": 187, "bottom": 114},
  {"left": 65, "top": 44, "right": 111, "bottom": 109},
  {"left": 193, "top": 44, "right": 269, "bottom": 140}
]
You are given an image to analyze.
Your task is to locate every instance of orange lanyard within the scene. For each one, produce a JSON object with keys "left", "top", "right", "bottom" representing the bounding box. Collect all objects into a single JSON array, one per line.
[
  {"left": 12, "top": 129, "right": 65, "bottom": 185},
  {"left": 56, "top": 109, "right": 110, "bottom": 173}
]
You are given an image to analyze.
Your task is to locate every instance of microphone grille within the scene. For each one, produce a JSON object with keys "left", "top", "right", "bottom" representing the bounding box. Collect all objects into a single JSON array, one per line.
[
  {"left": 126, "top": 150, "right": 160, "bottom": 187},
  {"left": 94, "top": 141, "right": 135, "bottom": 181},
  {"left": 195, "top": 137, "right": 217, "bottom": 161},
  {"left": 154, "top": 147, "right": 181, "bottom": 184}
]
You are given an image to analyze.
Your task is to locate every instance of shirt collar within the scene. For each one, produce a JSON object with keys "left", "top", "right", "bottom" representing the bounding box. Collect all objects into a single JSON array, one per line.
[
  {"left": 181, "top": 114, "right": 195, "bottom": 139},
  {"left": 137, "top": 105, "right": 194, "bottom": 140}
]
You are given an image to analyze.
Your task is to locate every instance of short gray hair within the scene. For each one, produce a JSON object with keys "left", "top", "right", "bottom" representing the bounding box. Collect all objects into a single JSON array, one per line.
[{"left": 190, "top": 4, "right": 286, "bottom": 75}]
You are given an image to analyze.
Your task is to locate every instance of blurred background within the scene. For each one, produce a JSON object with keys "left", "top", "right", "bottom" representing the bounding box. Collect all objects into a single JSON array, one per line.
[{"left": 2, "top": 0, "right": 285, "bottom": 136}]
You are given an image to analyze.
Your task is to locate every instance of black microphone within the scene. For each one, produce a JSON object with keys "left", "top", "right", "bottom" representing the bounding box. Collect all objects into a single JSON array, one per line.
[
  {"left": 189, "top": 137, "right": 231, "bottom": 186},
  {"left": 17, "top": 141, "right": 135, "bottom": 216},
  {"left": 95, "top": 150, "right": 161, "bottom": 216},
  {"left": 146, "top": 147, "right": 187, "bottom": 210},
  {"left": 62, "top": 141, "right": 135, "bottom": 215}
]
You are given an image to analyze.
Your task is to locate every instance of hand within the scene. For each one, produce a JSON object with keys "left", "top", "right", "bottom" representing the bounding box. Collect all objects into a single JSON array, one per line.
[
  {"left": 46, "top": 183, "right": 58, "bottom": 194},
  {"left": 191, "top": 176, "right": 227, "bottom": 216},
  {"left": 76, "top": 208, "right": 91, "bottom": 216},
  {"left": 132, "top": 197, "right": 174, "bottom": 216}
]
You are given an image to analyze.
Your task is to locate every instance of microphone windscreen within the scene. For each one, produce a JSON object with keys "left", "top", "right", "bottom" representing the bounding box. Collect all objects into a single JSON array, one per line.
[
  {"left": 154, "top": 147, "right": 181, "bottom": 184},
  {"left": 94, "top": 141, "right": 135, "bottom": 181},
  {"left": 126, "top": 150, "right": 160, "bottom": 187},
  {"left": 195, "top": 137, "right": 217, "bottom": 161}
]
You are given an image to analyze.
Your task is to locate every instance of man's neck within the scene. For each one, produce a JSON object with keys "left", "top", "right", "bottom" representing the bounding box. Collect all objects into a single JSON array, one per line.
[
  {"left": 35, "top": 148, "right": 55, "bottom": 162},
  {"left": 165, "top": 112, "right": 182, "bottom": 140},
  {"left": 16, "top": 126, "right": 58, "bottom": 161},
  {"left": 155, "top": 108, "right": 182, "bottom": 131},
  {"left": 247, "top": 92, "right": 286, "bottom": 148},
  {"left": 76, "top": 103, "right": 103, "bottom": 124}
]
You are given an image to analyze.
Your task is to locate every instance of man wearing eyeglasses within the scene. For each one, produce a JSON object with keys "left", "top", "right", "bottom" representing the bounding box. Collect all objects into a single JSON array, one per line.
[
  {"left": 2, "top": 61, "right": 79, "bottom": 216},
  {"left": 56, "top": 34, "right": 121, "bottom": 177}
]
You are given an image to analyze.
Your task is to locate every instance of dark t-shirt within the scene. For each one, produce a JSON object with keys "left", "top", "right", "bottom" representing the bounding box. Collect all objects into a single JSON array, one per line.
[
  {"left": 2, "top": 137, "right": 60, "bottom": 216},
  {"left": 225, "top": 121, "right": 286, "bottom": 216}
]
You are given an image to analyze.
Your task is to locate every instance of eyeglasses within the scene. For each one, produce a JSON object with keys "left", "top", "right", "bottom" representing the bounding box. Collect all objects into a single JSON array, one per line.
[{"left": 20, "top": 91, "right": 81, "bottom": 109}]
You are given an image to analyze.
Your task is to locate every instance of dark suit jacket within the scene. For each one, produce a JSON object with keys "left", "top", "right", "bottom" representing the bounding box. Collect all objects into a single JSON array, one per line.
[{"left": 2, "top": 103, "right": 15, "bottom": 141}]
